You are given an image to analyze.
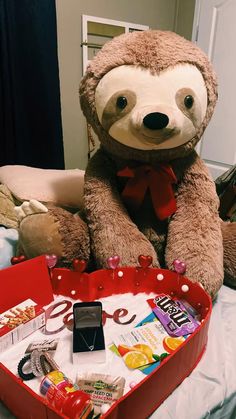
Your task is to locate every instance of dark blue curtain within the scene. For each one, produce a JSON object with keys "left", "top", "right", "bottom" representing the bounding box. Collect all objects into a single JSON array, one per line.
[{"left": 0, "top": 0, "right": 64, "bottom": 169}]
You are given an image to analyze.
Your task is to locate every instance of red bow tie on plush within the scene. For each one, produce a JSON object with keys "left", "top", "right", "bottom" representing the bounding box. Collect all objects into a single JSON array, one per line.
[{"left": 117, "top": 164, "right": 177, "bottom": 220}]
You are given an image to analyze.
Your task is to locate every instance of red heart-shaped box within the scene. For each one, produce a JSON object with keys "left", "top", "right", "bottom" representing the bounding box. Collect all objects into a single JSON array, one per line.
[{"left": 0, "top": 256, "right": 212, "bottom": 419}]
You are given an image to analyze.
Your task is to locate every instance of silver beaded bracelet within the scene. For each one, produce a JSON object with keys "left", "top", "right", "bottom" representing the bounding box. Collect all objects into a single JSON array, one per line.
[
  {"left": 40, "top": 352, "right": 59, "bottom": 375},
  {"left": 18, "top": 349, "right": 59, "bottom": 381},
  {"left": 30, "top": 349, "right": 44, "bottom": 377}
]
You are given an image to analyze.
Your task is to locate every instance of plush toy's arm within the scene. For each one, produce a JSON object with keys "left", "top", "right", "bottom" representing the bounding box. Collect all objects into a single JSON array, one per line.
[
  {"left": 166, "top": 152, "right": 223, "bottom": 298},
  {"left": 84, "top": 149, "right": 159, "bottom": 267}
]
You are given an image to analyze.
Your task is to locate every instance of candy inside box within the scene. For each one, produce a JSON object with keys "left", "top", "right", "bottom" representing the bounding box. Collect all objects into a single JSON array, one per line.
[{"left": 0, "top": 256, "right": 212, "bottom": 419}]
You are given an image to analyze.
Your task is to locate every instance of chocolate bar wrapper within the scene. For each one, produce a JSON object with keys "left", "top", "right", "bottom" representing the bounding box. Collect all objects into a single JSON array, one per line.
[{"left": 147, "top": 294, "right": 199, "bottom": 337}]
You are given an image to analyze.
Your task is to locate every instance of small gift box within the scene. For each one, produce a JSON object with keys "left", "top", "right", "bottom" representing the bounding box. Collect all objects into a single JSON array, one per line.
[
  {"left": 73, "top": 301, "right": 106, "bottom": 363},
  {"left": 0, "top": 299, "right": 45, "bottom": 354}
]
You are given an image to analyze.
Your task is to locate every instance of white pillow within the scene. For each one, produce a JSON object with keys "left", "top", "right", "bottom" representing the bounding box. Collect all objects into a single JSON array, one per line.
[{"left": 0, "top": 165, "right": 85, "bottom": 209}]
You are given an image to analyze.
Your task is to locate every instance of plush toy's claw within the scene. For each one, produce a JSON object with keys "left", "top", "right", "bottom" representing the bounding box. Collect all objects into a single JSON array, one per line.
[
  {"left": 14, "top": 206, "right": 26, "bottom": 222},
  {"left": 14, "top": 200, "right": 48, "bottom": 222},
  {"left": 28, "top": 199, "right": 48, "bottom": 213},
  {"left": 21, "top": 201, "right": 33, "bottom": 215}
]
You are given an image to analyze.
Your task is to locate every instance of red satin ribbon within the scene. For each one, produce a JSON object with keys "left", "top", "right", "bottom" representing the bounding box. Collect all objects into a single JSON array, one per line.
[{"left": 117, "top": 164, "right": 177, "bottom": 220}]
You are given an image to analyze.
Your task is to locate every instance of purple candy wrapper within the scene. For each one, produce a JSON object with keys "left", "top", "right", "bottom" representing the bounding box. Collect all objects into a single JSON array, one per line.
[{"left": 147, "top": 294, "right": 200, "bottom": 337}]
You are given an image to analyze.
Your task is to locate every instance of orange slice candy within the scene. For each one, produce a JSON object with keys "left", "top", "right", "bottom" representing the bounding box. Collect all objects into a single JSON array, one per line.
[
  {"left": 124, "top": 351, "right": 149, "bottom": 369},
  {"left": 117, "top": 344, "right": 135, "bottom": 357},
  {"left": 133, "top": 344, "right": 154, "bottom": 362},
  {"left": 163, "top": 336, "right": 185, "bottom": 353}
]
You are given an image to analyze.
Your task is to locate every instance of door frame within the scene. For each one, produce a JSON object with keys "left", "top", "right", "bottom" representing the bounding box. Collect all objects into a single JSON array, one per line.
[
  {"left": 81, "top": 15, "right": 149, "bottom": 75},
  {"left": 192, "top": 0, "right": 202, "bottom": 156}
]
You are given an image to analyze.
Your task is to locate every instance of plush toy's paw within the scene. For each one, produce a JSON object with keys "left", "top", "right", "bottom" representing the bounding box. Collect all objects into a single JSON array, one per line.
[
  {"left": 14, "top": 200, "right": 48, "bottom": 222},
  {"left": 95, "top": 235, "right": 160, "bottom": 269},
  {"left": 117, "top": 247, "right": 160, "bottom": 269},
  {"left": 186, "top": 265, "right": 222, "bottom": 300},
  {"left": 17, "top": 205, "right": 90, "bottom": 267},
  {"left": 166, "top": 251, "right": 223, "bottom": 299},
  {"left": 18, "top": 207, "right": 63, "bottom": 261}
]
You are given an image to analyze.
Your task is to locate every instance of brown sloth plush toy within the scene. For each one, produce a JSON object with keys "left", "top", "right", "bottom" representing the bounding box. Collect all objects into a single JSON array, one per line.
[{"left": 16, "top": 30, "right": 236, "bottom": 298}]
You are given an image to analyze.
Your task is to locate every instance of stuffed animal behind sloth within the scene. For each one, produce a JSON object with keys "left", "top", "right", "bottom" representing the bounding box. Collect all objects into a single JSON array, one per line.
[{"left": 16, "top": 30, "right": 236, "bottom": 298}]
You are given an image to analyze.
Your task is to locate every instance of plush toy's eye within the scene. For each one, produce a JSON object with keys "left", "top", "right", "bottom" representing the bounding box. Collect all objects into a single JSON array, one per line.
[
  {"left": 184, "top": 95, "right": 194, "bottom": 109},
  {"left": 116, "top": 96, "right": 128, "bottom": 109}
]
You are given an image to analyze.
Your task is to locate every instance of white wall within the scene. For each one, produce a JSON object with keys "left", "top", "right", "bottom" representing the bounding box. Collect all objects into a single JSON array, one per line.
[{"left": 55, "top": 0, "right": 195, "bottom": 169}]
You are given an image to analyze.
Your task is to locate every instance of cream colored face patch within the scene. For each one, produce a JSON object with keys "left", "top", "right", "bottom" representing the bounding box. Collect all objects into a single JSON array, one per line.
[
  {"left": 95, "top": 64, "right": 208, "bottom": 151},
  {"left": 101, "top": 90, "right": 136, "bottom": 132}
]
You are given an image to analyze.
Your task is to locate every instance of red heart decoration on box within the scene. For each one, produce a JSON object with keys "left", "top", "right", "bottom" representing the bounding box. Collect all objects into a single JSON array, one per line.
[
  {"left": 45, "top": 254, "right": 58, "bottom": 269},
  {"left": 72, "top": 259, "right": 87, "bottom": 273},
  {"left": 11, "top": 255, "right": 26, "bottom": 265},
  {"left": 173, "top": 259, "right": 186, "bottom": 274},
  {"left": 138, "top": 255, "right": 153, "bottom": 268},
  {"left": 107, "top": 255, "right": 120, "bottom": 270}
]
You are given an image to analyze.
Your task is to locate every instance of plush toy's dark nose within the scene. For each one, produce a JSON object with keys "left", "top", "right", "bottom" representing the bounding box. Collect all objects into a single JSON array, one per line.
[{"left": 143, "top": 112, "right": 169, "bottom": 130}]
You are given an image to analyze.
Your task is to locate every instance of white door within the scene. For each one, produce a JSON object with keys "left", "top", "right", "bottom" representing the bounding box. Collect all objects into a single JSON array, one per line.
[{"left": 193, "top": 0, "right": 236, "bottom": 179}]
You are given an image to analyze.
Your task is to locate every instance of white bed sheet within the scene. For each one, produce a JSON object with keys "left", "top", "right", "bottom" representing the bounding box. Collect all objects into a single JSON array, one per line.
[{"left": 0, "top": 285, "right": 236, "bottom": 419}]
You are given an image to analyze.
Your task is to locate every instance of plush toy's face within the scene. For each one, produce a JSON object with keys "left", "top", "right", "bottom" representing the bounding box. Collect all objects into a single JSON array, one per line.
[{"left": 95, "top": 63, "right": 208, "bottom": 151}]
